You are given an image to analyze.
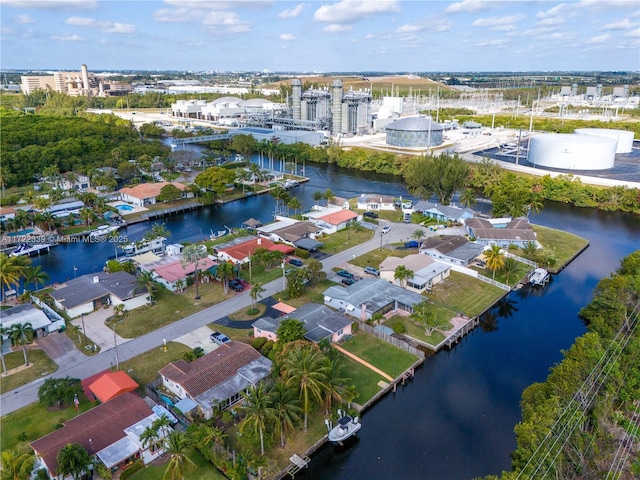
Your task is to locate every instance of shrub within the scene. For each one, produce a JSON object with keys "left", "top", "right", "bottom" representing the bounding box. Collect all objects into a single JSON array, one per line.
[
  {"left": 393, "top": 321, "right": 406, "bottom": 334},
  {"left": 294, "top": 248, "right": 310, "bottom": 259},
  {"left": 182, "top": 351, "right": 196, "bottom": 362},
  {"left": 261, "top": 340, "right": 275, "bottom": 355},
  {"left": 251, "top": 337, "right": 268, "bottom": 350},
  {"left": 120, "top": 460, "right": 144, "bottom": 480}
]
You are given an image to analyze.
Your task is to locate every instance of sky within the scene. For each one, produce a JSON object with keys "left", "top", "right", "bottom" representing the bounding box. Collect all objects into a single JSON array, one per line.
[{"left": 1, "top": 0, "right": 639, "bottom": 73}]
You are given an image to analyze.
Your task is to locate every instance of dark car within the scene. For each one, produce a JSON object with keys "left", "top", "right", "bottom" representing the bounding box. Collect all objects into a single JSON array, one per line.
[
  {"left": 210, "top": 331, "right": 231, "bottom": 345},
  {"left": 363, "top": 211, "right": 379, "bottom": 219},
  {"left": 228, "top": 279, "right": 244, "bottom": 291},
  {"left": 336, "top": 269, "right": 354, "bottom": 279},
  {"left": 342, "top": 278, "right": 355, "bottom": 286},
  {"left": 288, "top": 258, "right": 304, "bottom": 267}
]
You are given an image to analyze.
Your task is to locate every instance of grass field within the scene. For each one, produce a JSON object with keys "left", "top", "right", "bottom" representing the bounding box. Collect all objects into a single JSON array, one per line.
[
  {"left": 531, "top": 225, "right": 590, "bottom": 270},
  {"left": 131, "top": 449, "right": 226, "bottom": 480},
  {"left": 320, "top": 227, "right": 375, "bottom": 254},
  {"left": 0, "top": 349, "right": 58, "bottom": 394},
  {"left": 428, "top": 271, "right": 506, "bottom": 317},
  {"left": 384, "top": 310, "right": 450, "bottom": 348},
  {"left": 339, "top": 332, "right": 419, "bottom": 378}
]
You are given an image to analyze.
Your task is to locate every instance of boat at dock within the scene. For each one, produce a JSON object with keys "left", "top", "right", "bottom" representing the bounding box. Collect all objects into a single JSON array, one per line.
[
  {"left": 9, "top": 242, "right": 53, "bottom": 257},
  {"left": 326, "top": 410, "right": 361, "bottom": 445},
  {"left": 529, "top": 268, "right": 550, "bottom": 286},
  {"left": 88, "top": 225, "right": 120, "bottom": 239},
  {"left": 210, "top": 226, "right": 232, "bottom": 240}
]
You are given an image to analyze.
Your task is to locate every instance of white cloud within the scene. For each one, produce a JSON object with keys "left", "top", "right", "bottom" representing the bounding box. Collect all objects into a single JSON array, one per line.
[
  {"left": 586, "top": 34, "right": 610, "bottom": 44},
  {"left": 1, "top": 27, "right": 15, "bottom": 34},
  {"left": 65, "top": 16, "right": 135, "bottom": 33},
  {"left": 578, "top": 0, "right": 636, "bottom": 10},
  {"left": 475, "top": 38, "right": 508, "bottom": 47},
  {"left": 153, "top": 8, "right": 200, "bottom": 23},
  {"left": 163, "top": 0, "right": 270, "bottom": 9},
  {"left": 396, "top": 17, "right": 452, "bottom": 34},
  {"left": 14, "top": 14, "right": 34, "bottom": 24},
  {"left": 624, "top": 27, "right": 640, "bottom": 37},
  {"left": 600, "top": 18, "right": 635, "bottom": 30},
  {"left": 51, "top": 33, "right": 83, "bottom": 41},
  {"left": 279, "top": 3, "right": 304, "bottom": 19},
  {"left": 202, "top": 11, "right": 251, "bottom": 33},
  {"left": 279, "top": 33, "right": 295, "bottom": 41},
  {"left": 314, "top": 0, "right": 399, "bottom": 24},
  {"left": 445, "top": 0, "right": 496, "bottom": 14},
  {"left": 323, "top": 24, "right": 352, "bottom": 33},
  {"left": 472, "top": 14, "right": 524, "bottom": 29},
  {"left": 1, "top": 0, "right": 97, "bottom": 9},
  {"left": 523, "top": 25, "right": 561, "bottom": 36}
]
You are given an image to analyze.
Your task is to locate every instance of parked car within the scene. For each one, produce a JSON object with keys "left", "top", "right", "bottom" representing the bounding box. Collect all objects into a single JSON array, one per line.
[
  {"left": 342, "top": 278, "right": 355, "bottom": 286},
  {"left": 381, "top": 225, "right": 391, "bottom": 234},
  {"left": 228, "top": 279, "right": 244, "bottom": 291},
  {"left": 364, "top": 266, "right": 379, "bottom": 276},
  {"left": 288, "top": 258, "right": 304, "bottom": 267},
  {"left": 336, "top": 269, "right": 354, "bottom": 279},
  {"left": 210, "top": 331, "right": 231, "bottom": 345},
  {"left": 363, "top": 211, "right": 379, "bottom": 219}
]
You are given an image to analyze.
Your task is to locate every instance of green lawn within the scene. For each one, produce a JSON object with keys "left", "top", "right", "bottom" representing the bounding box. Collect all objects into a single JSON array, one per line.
[
  {"left": 131, "top": 449, "right": 226, "bottom": 480},
  {"left": 350, "top": 247, "right": 416, "bottom": 270},
  {"left": 472, "top": 260, "right": 531, "bottom": 286},
  {"left": 118, "top": 342, "right": 191, "bottom": 396},
  {"left": 384, "top": 312, "right": 449, "bottom": 347},
  {"left": 531, "top": 225, "right": 590, "bottom": 270},
  {"left": 64, "top": 329, "right": 100, "bottom": 356},
  {"left": 339, "top": 332, "right": 419, "bottom": 378},
  {"left": 428, "top": 271, "right": 506, "bottom": 317},
  {"left": 0, "top": 350, "right": 58, "bottom": 394},
  {"left": 1, "top": 397, "right": 95, "bottom": 452},
  {"left": 319, "top": 228, "right": 375, "bottom": 254},
  {"left": 335, "top": 351, "right": 386, "bottom": 404}
]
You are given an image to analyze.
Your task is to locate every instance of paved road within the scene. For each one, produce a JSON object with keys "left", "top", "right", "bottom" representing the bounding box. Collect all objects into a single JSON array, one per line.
[{"left": 0, "top": 221, "right": 461, "bottom": 415}]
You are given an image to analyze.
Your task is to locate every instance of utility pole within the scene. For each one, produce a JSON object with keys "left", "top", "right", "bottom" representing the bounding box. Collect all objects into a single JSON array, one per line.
[{"left": 113, "top": 323, "right": 119, "bottom": 371}]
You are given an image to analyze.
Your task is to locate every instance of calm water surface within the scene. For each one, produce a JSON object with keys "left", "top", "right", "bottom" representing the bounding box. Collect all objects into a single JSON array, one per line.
[{"left": 29, "top": 161, "right": 640, "bottom": 479}]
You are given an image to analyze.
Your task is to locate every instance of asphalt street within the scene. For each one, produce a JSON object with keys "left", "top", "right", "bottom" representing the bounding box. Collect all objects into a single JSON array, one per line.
[{"left": 0, "top": 220, "right": 459, "bottom": 415}]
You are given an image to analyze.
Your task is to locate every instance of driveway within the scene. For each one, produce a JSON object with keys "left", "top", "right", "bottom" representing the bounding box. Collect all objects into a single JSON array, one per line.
[
  {"left": 69, "top": 305, "right": 129, "bottom": 351},
  {"left": 36, "top": 332, "right": 87, "bottom": 367},
  {"left": 173, "top": 326, "right": 219, "bottom": 354}
]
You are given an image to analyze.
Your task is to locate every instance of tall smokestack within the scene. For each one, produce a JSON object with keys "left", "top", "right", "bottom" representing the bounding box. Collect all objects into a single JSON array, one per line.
[
  {"left": 292, "top": 78, "right": 302, "bottom": 121},
  {"left": 331, "top": 79, "right": 343, "bottom": 135},
  {"left": 81, "top": 64, "right": 90, "bottom": 91}
]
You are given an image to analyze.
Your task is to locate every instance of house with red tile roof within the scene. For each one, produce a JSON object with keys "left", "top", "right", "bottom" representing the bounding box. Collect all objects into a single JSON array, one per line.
[
  {"left": 159, "top": 341, "right": 272, "bottom": 418},
  {"left": 30, "top": 393, "right": 170, "bottom": 479},
  {"left": 119, "top": 182, "right": 188, "bottom": 206},
  {"left": 140, "top": 254, "right": 217, "bottom": 292},
  {"left": 304, "top": 208, "right": 359, "bottom": 234}
]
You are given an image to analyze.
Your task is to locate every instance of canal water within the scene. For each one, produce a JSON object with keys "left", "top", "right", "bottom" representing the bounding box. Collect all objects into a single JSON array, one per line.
[{"left": 29, "top": 160, "right": 640, "bottom": 479}]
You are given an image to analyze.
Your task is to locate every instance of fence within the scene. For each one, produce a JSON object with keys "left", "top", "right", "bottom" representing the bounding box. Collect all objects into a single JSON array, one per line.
[
  {"left": 358, "top": 323, "right": 425, "bottom": 359},
  {"left": 475, "top": 274, "right": 511, "bottom": 291},
  {"left": 505, "top": 251, "right": 538, "bottom": 268}
]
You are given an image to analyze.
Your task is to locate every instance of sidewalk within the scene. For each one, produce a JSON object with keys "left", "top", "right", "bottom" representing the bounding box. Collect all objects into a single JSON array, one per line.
[{"left": 69, "top": 306, "right": 129, "bottom": 351}]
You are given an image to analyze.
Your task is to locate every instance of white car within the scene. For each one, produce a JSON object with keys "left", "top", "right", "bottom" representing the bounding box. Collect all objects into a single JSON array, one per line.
[{"left": 381, "top": 226, "right": 390, "bottom": 234}]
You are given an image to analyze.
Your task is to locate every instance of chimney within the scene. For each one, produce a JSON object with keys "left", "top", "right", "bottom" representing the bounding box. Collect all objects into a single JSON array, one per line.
[
  {"left": 93, "top": 276, "right": 99, "bottom": 283},
  {"left": 257, "top": 238, "right": 262, "bottom": 245}
]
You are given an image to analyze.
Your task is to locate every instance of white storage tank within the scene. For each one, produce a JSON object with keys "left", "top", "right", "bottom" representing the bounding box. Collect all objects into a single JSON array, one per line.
[
  {"left": 528, "top": 134, "right": 616, "bottom": 170},
  {"left": 574, "top": 128, "right": 634, "bottom": 153}
]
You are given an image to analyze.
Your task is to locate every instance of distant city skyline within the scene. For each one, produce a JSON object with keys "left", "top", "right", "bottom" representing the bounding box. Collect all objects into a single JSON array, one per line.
[{"left": 1, "top": 0, "right": 638, "bottom": 73}]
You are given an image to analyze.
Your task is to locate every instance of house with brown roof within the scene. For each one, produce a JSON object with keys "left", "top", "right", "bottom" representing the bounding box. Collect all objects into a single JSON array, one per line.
[
  {"left": 464, "top": 217, "right": 538, "bottom": 248},
  {"left": 356, "top": 193, "right": 396, "bottom": 211},
  {"left": 119, "top": 182, "right": 188, "bottom": 206},
  {"left": 419, "top": 235, "right": 485, "bottom": 266},
  {"left": 159, "top": 341, "right": 272, "bottom": 418},
  {"left": 30, "top": 393, "right": 169, "bottom": 479}
]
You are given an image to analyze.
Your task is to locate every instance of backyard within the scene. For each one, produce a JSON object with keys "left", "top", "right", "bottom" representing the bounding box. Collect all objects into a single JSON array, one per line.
[{"left": 428, "top": 271, "right": 507, "bottom": 317}]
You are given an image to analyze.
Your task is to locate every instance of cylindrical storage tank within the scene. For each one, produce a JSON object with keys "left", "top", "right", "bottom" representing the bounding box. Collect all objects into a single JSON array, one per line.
[
  {"left": 331, "top": 79, "right": 343, "bottom": 135},
  {"left": 385, "top": 116, "right": 444, "bottom": 148},
  {"left": 574, "top": 128, "right": 634, "bottom": 153},
  {"left": 292, "top": 79, "right": 302, "bottom": 121},
  {"left": 528, "top": 134, "right": 616, "bottom": 170}
]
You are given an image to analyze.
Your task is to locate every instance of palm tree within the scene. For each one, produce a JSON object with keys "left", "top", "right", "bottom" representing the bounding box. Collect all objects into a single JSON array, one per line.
[
  {"left": 113, "top": 303, "right": 127, "bottom": 322},
  {"left": 0, "top": 325, "right": 7, "bottom": 374},
  {"left": 324, "top": 188, "right": 334, "bottom": 206},
  {"left": 181, "top": 244, "right": 207, "bottom": 300},
  {"left": 140, "top": 424, "right": 161, "bottom": 456},
  {"left": 282, "top": 345, "right": 330, "bottom": 431},
  {"left": 56, "top": 443, "right": 92, "bottom": 480},
  {"left": 269, "top": 381, "right": 302, "bottom": 448},
  {"left": 270, "top": 186, "right": 289, "bottom": 216},
  {"left": 137, "top": 271, "right": 157, "bottom": 302},
  {"left": 174, "top": 279, "right": 185, "bottom": 293},
  {"left": 287, "top": 196, "right": 302, "bottom": 217},
  {"left": 249, "top": 282, "right": 265, "bottom": 310},
  {"left": 24, "top": 265, "right": 49, "bottom": 292},
  {"left": 11, "top": 322, "right": 33, "bottom": 366},
  {"left": 484, "top": 245, "right": 505, "bottom": 280},
  {"left": 312, "top": 190, "right": 324, "bottom": 207},
  {"left": 238, "top": 383, "right": 274, "bottom": 456},
  {"left": 191, "top": 423, "right": 226, "bottom": 458},
  {"left": 394, "top": 265, "right": 414, "bottom": 289},
  {"left": 0, "top": 253, "right": 29, "bottom": 302},
  {"left": 151, "top": 222, "right": 171, "bottom": 240},
  {"left": 1, "top": 447, "right": 35, "bottom": 480},
  {"left": 323, "top": 359, "right": 352, "bottom": 415},
  {"left": 78, "top": 207, "right": 96, "bottom": 227},
  {"left": 501, "top": 257, "right": 519, "bottom": 285},
  {"left": 216, "top": 261, "right": 236, "bottom": 295},
  {"left": 459, "top": 188, "right": 477, "bottom": 208},
  {"left": 411, "top": 228, "right": 427, "bottom": 247},
  {"left": 163, "top": 431, "right": 196, "bottom": 480},
  {"left": 72, "top": 325, "right": 82, "bottom": 344}
]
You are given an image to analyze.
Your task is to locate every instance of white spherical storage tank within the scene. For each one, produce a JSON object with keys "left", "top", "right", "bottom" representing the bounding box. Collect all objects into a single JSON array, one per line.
[
  {"left": 528, "top": 134, "right": 616, "bottom": 170},
  {"left": 574, "top": 128, "right": 634, "bottom": 153}
]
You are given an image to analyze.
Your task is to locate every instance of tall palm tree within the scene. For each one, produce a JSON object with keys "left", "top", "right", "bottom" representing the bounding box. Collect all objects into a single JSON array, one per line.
[
  {"left": 411, "top": 228, "right": 427, "bottom": 246},
  {"left": 287, "top": 196, "right": 302, "bottom": 217},
  {"left": 24, "top": 265, "right": 49, "bottom": 292},
  {"left": 0, "top": 253, "right": 29, "bottom": 302},
  {"left": 113, "top": 303, "right": 127, "bottom": 321},
  {"left": 151, "top": 222, "right": 172, "bottom": 240},
  {"left": 323, "top": 359, "right": 352, "bottom": 415},
  {"left": 181, "top": 244, "right": 207, "bottom": 300},
  {"left": 163, "top": 431, "right": 196, "bottom": 480},
  {"left": 269, "top": 381, "right": 302, "bottom": 448},
  {"left": 139, "top": 424, "right": 161, "bottom": 456},
  {"left": 312, "top": 190, "right": 324, "bottom": 207},
  {"left": 282, "top": 345, "right": 330, "bottom": 431},
  {"left": 1, "top": 447, "right": 35, "bottom": 480},
  {"left": 137, "top": 271, "right": 157, "bottom": 302},
  {"left": 238, "top": 383, "right": 275, "bottom": 456},
  {"left": 394, "top": 265, "right": 414, "bottom": 289},
  {"left": 216, "top": 261, "right": 236, "bottom": 295},
  {"left": 11, "top": 322, "right": 33, "bottom": 366},
  {"left": 270, "top": 186, "right": 289, "bottom": 216},
  {"left": 191, "top": 423, "right": 226, "bottom": 458},
  {"left": 56, "top": 443, "right": 91, "bottom": 480},
  {"left": 324, "top": 188, "right": 334, "bottom": 207},
  {"left": 249, "top": 282, "right": 265, "bottom": 310},
  {"left": 0, "top": 325, "right": 7, "bottom": 374},
  {"left": 501, "top": 257, "right": 519, "bottom": 285},
  {"left": 459, "top": 188, "right": 477, "bottom": 208},
  {"left": 485, "top": 245, "right": 505, "bottom": 280}
]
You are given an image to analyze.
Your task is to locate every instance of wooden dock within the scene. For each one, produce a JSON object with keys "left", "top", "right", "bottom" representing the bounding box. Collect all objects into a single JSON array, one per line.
[{"left": 287, "top": 454, "right": 311, "bottom": 478}]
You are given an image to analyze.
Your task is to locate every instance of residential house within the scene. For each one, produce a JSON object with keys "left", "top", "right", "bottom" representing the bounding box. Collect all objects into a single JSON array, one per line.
[
  {"left": 88, "top": 371, "right": 139, "bottom": 403},
  {"left": 216, "top": 236, "right": 276, "bottom": 265},
  {"left": 323, "top": 278, "right": 425, "bottom": 320},
  {"left": 147, "top": 255, "right": 217, "bottom": 292},
  {"left": 252, "top": 303, "right": 353, "bottom": 343},
  {"left": 59, "top": 172, "right": 91, "bottom": 191},
  {"left": 464, "top": 217, "right": 538, "bottom": 248},
  {"left": 257, "top": 217, "right": 322, "bottom": 251},
  {"left": 379, "top": 254, "right": 451, "bottom": 293},
  {"left": 328, "top": 196, "right": 350, "bottom": 209},
  {"left": 119, "top": 182, "right": 188, "bottom": 207},
  {"left": 30, "top": 393, "right": 169, "bottom": 480},
  {"left": 356, "top": 193, "right": 396, "bottom": 211},
  {"left": 420, "top": 235, "right": 485, "bottom": 266},
  {"left": 413, "top": 201, "right": 475, "bottom": 223},
  {"left": 49, "top": 271, "right": 150, "bottom": 318},
  {"left": 45, "top": 200, "right": 86, "bottom": 218},
  {"left": 159, "top": 341, "right": 272, "bottom": 417},
  {"left": 0, "top": 304, "right": 65, "bottom": 351},
  {"left": 0, "top": 206, "right": 16, "bottom": 223},
  {"left": 304, "top": 208, "right": 359, "bottom": 234}
]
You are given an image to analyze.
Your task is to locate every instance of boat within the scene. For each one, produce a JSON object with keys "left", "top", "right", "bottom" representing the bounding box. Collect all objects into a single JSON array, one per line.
[
  {"left": 88, "top": 225, "right": 120, "bottom": 239},
  {"left": 529, "top": 267, "right": 550, "bottom": 286},
  {"left": 210, "top": 226, "right": 232, "bottom": 240},
  {"left": 326, "top": 410, "right": 361, "bottom": 445},
  {"left": 9, "top": 242, "right": 52, "bottom": 257}
]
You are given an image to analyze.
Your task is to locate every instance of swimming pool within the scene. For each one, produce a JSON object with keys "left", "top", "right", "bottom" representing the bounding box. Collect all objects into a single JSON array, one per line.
[
  {"left": 7, "top": 228, "right": 35, "bottom": 237},
  {"left": 115, "top": 204, "right": 134, "bottom": 212}
]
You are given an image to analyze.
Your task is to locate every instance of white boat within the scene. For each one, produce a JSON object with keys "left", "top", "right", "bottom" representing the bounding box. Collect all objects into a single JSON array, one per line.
[
  {"left": 89, "top": 225, "right": 120, "bottom": 239},
  {"left": 210, "top": 226, "right": 232, "bottom": 240},
  {"left": 326, "top": 410, "right": 361, "bottom": 445},
  {"left": 9, "top": 243, "right": 52, "bottom": 257},
  {"left": 529, "top": 268, "right": 550, "bottom": 286}
]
